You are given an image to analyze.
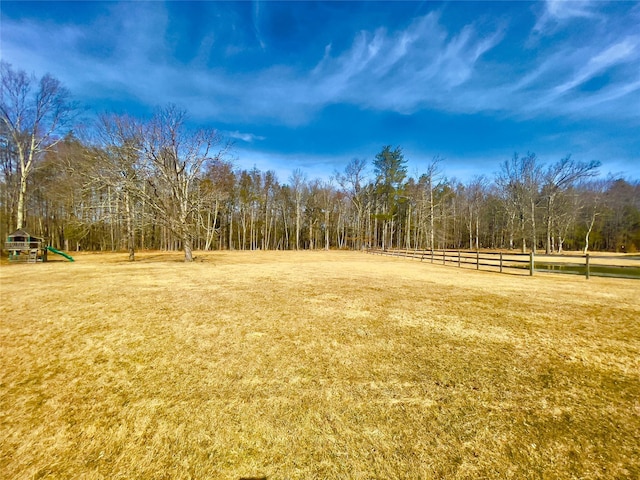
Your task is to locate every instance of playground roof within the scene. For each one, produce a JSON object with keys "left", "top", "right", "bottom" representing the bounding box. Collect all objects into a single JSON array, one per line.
[{"left": 7, "top": 229, "right": 44, "bottom": 241}]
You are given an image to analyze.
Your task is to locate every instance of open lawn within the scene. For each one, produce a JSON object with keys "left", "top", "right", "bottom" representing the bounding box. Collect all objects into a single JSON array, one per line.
[{"left": 1, "top": 251, "right": 639, "bottom": 479}]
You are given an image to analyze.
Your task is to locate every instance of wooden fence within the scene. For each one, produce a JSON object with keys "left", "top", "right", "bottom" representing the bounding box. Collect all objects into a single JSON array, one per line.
[{"left": 367, "top": 248, "right": 640, "bottom": 280}]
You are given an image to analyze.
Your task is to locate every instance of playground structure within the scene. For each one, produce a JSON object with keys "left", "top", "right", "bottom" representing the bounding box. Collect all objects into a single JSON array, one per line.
[{"left": 5, "top": 230, "right": 74, "bottom": 263}]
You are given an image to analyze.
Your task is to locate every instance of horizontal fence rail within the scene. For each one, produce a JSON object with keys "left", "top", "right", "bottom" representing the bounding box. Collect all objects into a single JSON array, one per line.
[{"left": 367, "top": 248, "right": 640, "bottom": 280}]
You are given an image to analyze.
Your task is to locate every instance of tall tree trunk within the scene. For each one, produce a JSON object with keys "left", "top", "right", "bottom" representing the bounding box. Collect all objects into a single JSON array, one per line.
[
  {"left": 325, "top": 209, "right": 330, "bottom": 250},
  {"left": 584, "top": 215, "right": 596, "bottom": 254},
  {"left": 205, "top": 199, "right": 219, "bottom": 251},
  {"left": 183, "top": 234, "right": 193, "bottom": 262},
  {"left": 125, "top": 190, "right": 135, "bottom": 261},
  {"left": 530, "top": 199, "right": 537, "bottom": 253},
  {"left": 140, "top": 183, "right": 146, "bottom": 250},
  {"left": 374, "top": 207, "right": 379, "bottom": 248},
  {"left": 475, "top": 214, "right": 479, "bottom": 251},
  {"left": 228, "top": 211, "right": 233, "bottom": 250},
  {"left": 546, "top": 201, "right": 553, "bottom": 254},
  {"left": 263, "top": 197, "right": 269, "bottom": 250},
  {"left": 295, "top": 203, "right": 300, "bottom": 250},
  {"left": 429, "top": 182, "right": 435, "bottom": 250},
  {"left": 16, "top": 174, "right": 27, "bottom": 230}
]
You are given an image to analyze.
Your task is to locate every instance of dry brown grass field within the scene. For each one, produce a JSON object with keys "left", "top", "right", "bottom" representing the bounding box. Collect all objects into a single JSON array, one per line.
[{"left": 1, "top": 251, "right": 639, "bottom": 479}]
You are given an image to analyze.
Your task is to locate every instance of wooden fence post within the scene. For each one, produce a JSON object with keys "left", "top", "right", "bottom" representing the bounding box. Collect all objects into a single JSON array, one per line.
[
  {"left": 586, "top": 253, "right": 590, "bottom": 280},
  {"left": 499, "top": 252, "right": 503, "bottom": 273},
  {"left": 443, "top": 250, "right": 446, "bottom": 265},
  {"left": 458, "top": 250, "right": 461, "bottom": 267},
  {"left": 530, "top": 251, "right": 535, "bottom": 276},
  {"left": 431, "top": 249, "right": 434, "bottom": 263},
  {"left": 476, "top": 251, "right": 480, "bottom": 270}
]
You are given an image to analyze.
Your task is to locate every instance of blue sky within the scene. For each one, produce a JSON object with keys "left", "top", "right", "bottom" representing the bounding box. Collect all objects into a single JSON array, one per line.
[{"left": 2, "top": 1, "right": 639, "bottom": 182}]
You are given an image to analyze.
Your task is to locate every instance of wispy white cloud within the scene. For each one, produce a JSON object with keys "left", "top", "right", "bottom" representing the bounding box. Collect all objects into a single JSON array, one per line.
[
  {"left": 301, "top": 13, "right": 504, "bottom": 114},
  {"left": 2, "top": 1, "right": 638, "bottom": 130},
  {"left": 502, "top": 34, "right": 640, "bottom": 120},
  {"left": 546, "top": 0, "right": 597, "bottom": 19},
  {"left": 225, "top": 130, "right": 266, "bottom": 143},
  {"left": 553, "top": 38, "right": 637, "bottom": 95},
  {"left": 252, "top": 0, "right": 266, "bottom": 50},
  {"left": 1, "top": 6, "right": 503, "bottom": 123},
  {"left": 534, "top": 0, "right": 600, "bottom": 33}
]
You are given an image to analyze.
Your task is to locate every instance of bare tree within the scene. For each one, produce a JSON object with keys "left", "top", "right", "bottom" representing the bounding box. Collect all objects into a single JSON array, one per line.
[
  {"left": 289, "top": 169, "right": 307, "bottom": 250},
  {"left": 579, "top": 179, "right": 610, "bottom": 253},
  {"left": 421, "top": 157, "right": 442, "bottom": 250},
  {"left": 336, "top": 158, "right": 367, "bottom": 249},
  {"left": 261, "top": 170, "right": 278, "bottom": 250},
  {"left": 0, "top": 123, "right": 19, "bottom": 236},
  {"left": 497, "top": 153, "right": 542, "bottom": 252},
  {"left": 542, "top": 155, "right": 600, "bottom": 253},
  {"left": 95, "top": 114, "right": 144, "bottom": 260},
  {"left": 32, "top": 135, "right": 93, "bottom": 250},
  {"left": 142, "top": 105, "right": 229, "bottom": 261},
  {"left": 202, "top": 158, "right": 235, "bottom": 250},
  {"left": 0, "top": 62, "right": 74, "bottom": 230},
  {"left": 464, "top": 175, "right": 488, "bottom": 250}
]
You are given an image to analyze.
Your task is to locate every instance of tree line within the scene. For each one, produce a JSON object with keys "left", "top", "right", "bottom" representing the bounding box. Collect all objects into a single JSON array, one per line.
[{"left": 2, "top": 63, "right": 639, "bottom": 261}]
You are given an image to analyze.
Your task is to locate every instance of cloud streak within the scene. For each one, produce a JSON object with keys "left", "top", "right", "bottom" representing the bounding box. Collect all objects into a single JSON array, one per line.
[
  {"left": 3, "top": 1, "right": 640, "bottom": 131},
  {"left": 1, "top": 6, "right": 505, "bottom": 123},
  {"left": 553, "top": 38, "right": 638, "bottom": 95},
  {"left": 533, "top": 0, "right": 600, "bottom": 34},
  {"left": 304, "top": 13, "right": 504, "bottom": 113},
  {"left": 225, "top": 130, "right": 266, "bottom": 143}
]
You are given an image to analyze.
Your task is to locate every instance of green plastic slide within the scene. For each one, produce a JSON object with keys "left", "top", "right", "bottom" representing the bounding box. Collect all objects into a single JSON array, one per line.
[{"left": 46, "top": 246, "right": 75, "bottom": 262}]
